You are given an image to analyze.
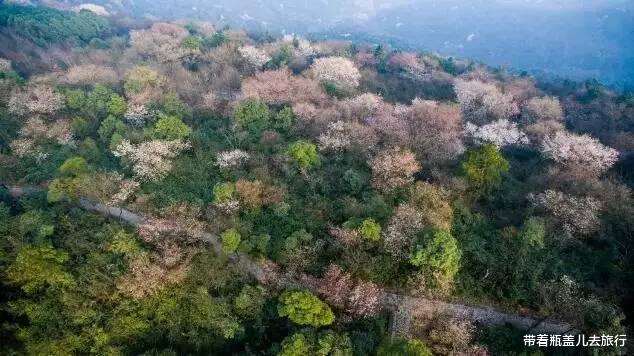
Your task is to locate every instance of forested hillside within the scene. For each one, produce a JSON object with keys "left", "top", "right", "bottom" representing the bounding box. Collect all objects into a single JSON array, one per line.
[{"left": 0, "top": 4, "right": 632, "bottom": 355}]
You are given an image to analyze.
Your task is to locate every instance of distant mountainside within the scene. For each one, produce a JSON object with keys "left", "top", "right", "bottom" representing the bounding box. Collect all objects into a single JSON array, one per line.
[{"left": 27, "top": 0, "right": 634, "bottom": 89}]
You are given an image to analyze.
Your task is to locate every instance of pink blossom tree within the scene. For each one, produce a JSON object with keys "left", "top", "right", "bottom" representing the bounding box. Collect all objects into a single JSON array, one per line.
[{"left": 369, "top": 147, "right": 420, "bottom": 192}]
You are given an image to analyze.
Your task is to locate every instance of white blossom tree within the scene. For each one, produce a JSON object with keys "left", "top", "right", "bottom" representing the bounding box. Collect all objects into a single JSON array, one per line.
[
  {"left": 216, "top": 149, "right": 250, "bottom": 168},
  {"left": 0, "top": 58, "right": 12, "bottom": 71},
  {"left": 8, "top": 85, "right": 64, "bottom": 116},
  {"left": 113, "top": 140, "right": 190, "bottom": 181},
  {"left": 123, "top": 104, "right": 157, "bottom": 127},
  {"left": 454, "top": 79, "right": 518, "bottom": 123},
  {"left": 522, "top": 96, "right": 564, "bottom": 123},
  {"left": 541, "top": 131, "right": 619, "bottom": 173},
  {"left": 465, "top": 119, "right": 529, "bottom": 147},
  {"left": 311, "top": 56, "right": 361, "bottom": 90},
  {"left": 529, "top": 190, "right": 602, "bottom": 237},
  {"left": 318, "top": 121, "right": 351, "bottom": 152},
  {"left": 383, "top": 203, "right": 425, "bottom": 260},
  {"left": 238, "top": 45, "right": 271, "bottom": 69}
]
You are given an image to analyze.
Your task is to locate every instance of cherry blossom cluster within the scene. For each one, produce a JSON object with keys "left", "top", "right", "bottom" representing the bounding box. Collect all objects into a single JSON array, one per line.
[
  {"left": 383, "top": 203, "right": 425, "bottom": 260},
  {"left": 310, "top": 56, "right": 361, "bottom": 89},
  {"left": 317, "top": 264, "right": 382, "bottom": 317},
  {"left": 63, "top": 64, "right": 118, "bottom": 85},
  {"left": 282, "top": 34, "right": 316, "bottom": 56},
  {"left": 238, "top": 45, "right": 271, "bottom": 68},
  {"left": 454, "top": 79, "right": 519, "bottom": 122},
  {"left": 123, "top": 103, "right": 157, "bottom": 127},
  {"left": 241, "top": 69, "right": 325, "bottom": 105},
  {"left": 541, "top": 131, "right": 619, "bottom": 173},
  {"left": 215, "top": 149, "right": 250, "bottom": 168},
  {"left": 465, "top": 119, "right": 529, "bottom": 147},
  {"left": 130, "top": 22, "right": 194, "bottom": 63},
  {"left": 8, "top": 85, "right": 64, "bottom": 116},
  {"left": 369, "top": 147, "right": 420, "bottom": 191},
  {"left": 318, "top": 121, "right": 351, "bottom": 152},
  {"left": 113, "top": 139, "right": 190, "bottom": 181},
  {"left": 529, "top": 189, "right": 602, "bottom": 237}
]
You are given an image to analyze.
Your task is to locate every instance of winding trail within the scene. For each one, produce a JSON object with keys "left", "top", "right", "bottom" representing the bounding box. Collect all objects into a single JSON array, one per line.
[{"left": 3, "top": 184, "right": 577, "bottom": 336}]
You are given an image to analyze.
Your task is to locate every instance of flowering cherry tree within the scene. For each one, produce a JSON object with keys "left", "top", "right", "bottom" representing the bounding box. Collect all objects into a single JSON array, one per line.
[
  {"left": 130, "top": 22, "right": 193, "bottom": 63},
  {"left": 347, "top": 280, "right": 382, "bottom": 317},
  {"left": 369, "top": 147, "right": 420, "bottom": 191},
  {"left": 465, "top": 119, "right": 529, "bottom": 147},
  {"left": 318, "top": 121, "right": 351, "bottom": 152},
  {"left": 310, "top": 56, "right": 361, "bottom": 90},
  {"left": 383, "top": 203, "right": 425, "bottom": 260},
  {"left": 113, "top": 139, "right": 190, "bottom": 181},
  {"left": 238, "top": 45, "right": 271, "bottom": 69},
  {"left": 529, "top": 189, "right": 602, "bottom": 237},
  {"left": 216, "top": 149, "right": 250, "bottom": 169},
  {"left": 9, "top": 85, "right": 64, "bottom": 116},
  {"left": 63, "top": 64, "right": 118, "bottom": 85},
  {"left": 541, "top": 131, "right": 619, "bottom": 173},
  {"left": 241, "top": 69, "right": 325, "bottom": 104},
  {"left": 454, "top": 79, "right": 518, "bottom": 123},
  {"left": 522, "top": 96, "right": 564, "bottom": 123}
]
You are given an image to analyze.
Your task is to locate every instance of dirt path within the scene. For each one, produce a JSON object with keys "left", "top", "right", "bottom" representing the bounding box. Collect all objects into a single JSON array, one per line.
[{"left": 4, "top": 184, "right": 576, "bottom": 336}]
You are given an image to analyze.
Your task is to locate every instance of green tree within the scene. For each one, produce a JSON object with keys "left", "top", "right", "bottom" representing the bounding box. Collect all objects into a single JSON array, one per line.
[
  {"left": 233, "top": 285, "right": 266, "bottom": 319},
  {"left": 278, "top": 331, "right": 353, "bottom": 356},
  {"left": 98, "top": 115, "right": 126, "bottom": 142},
  {"left": 377, "top": 339, "right": 432, "bottom": 356},
  {"left": 203, "top": 31, "right": 225, "bottom": 48},
  {"left": 274, "top": 106, "right": 294, "bottom": 131},
  {"left": 277, "top": 290, "right": 335, "bottom": 327},
  {"left": 213, "top": 182, "right": 236, "bottom": 203},
  {"left": 520, "top": 217, "right": 546, "bottom": 249},
  {"left": 221, "top": 228, "right": 241, "bottom": 253},
  {"left": 232, "top": 100, "right": 271, "bottom": 135},
  {"left": 124, "top": 66, "right": 162, "bottom": 96},
  {"left": 161, "top": 94, "right": 191, "bottom": 119},
  {"left": 288, "top": 140, "right": 319, "bottom": 172},
  {"left": 48, "top": 157, "right": 88, "bottom": 202},
  {"left": 6, "top": 245, "right": 74, "bottom": 293},
  {"left": 71, "top": 117, "right": 90, "bottom": 137},
  {"left": 47, "top": 177, "right": 81, "bottom": 202},
  {"left": 181, "top": 35, "right": 202, "bottom": 51},
  {"left": 154, "top": 114, "right": 192, "bottom": 140},
  {"left": 58, "top": 156, "right": 88, "bottom": 177},
  {"left": 409, "top": 228, "right": 461, "bottom": 292},
  {"left": 108, "top": 94, "right": 127, "bottom": 117},
  {"left": 460, "top": 144, "right": 510, "bottom": 194},
  {"left": 358, "top": 218, "right": 381, "bottom": 241},
  {"left": 279, "top": 333, "right": 311, "bottom": 356}
]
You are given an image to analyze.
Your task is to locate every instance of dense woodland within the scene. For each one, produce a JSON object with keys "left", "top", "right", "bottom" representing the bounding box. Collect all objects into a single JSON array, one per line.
[{"left": 0, "top": 4, "right": 633, "bottom": 355}]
